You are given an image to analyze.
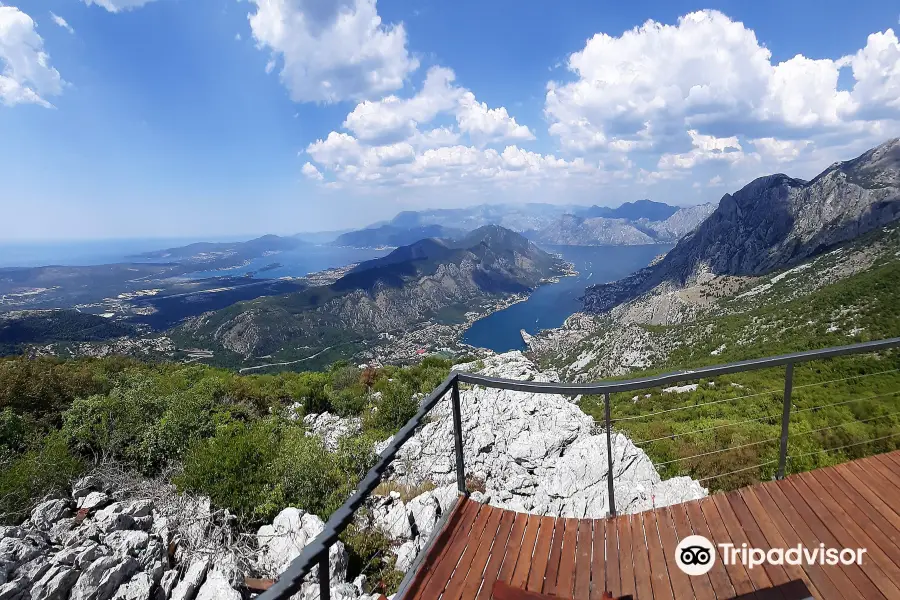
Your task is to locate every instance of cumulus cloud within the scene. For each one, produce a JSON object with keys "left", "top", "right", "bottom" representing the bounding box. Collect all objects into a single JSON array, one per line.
[
  {"left": 50, "top": 12, "right": 74, "bottom": 34},
  {"left": 303, "top": 62, "right": 564, "bottom": 188},
  {"left": 539, "top": 10, "right": 900, "bottom": 195},
  {"left": 301, "top": 162, "right": 324, "bottom": 181},
  {"left": 82, "top": 0, "right": 158, "bottom": 12},
  {"left": 248, "top": 0, "right": 418, "bottom": 103},
  {"left": 0, "top": 6, "right": 64, "bottom": 108}
]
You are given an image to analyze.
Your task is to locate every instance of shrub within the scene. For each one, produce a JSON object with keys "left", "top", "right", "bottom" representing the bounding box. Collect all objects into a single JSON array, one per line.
[
  {"left": 62, "top": 375, "right": 166, "bottom": 471},
  {"left": 364, "top": 381, "right": 416, "bottom": 437},
  {"left": 341, "top": 522, "right": 405, "bottom": 595},
  {"left": 176, "top": 419, "right": 281, "bottom": 525},
  {"left": 0, "top": 432, "right": 84, "bottom": 524}
]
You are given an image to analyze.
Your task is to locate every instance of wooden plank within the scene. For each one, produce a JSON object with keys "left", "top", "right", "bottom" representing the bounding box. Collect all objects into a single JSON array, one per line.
[
  {"left": 745, "top": 484, "right": 843, "bottom": 600},
  {"left": 657, "top": 506, "right": 701, "bottom": 600},
  {"left": 615, "top": 515, "right": 634, "bottom": 599},
  {"left": 736, "top": 487, "right": 822, "bottom": 599},
  {"left": 630, "top": 514, "right": 654, "bottom": 600},
  {"left": 829, "top": 464, "right": 900, "bottom": 543},
  {"left": 873, "top": 452, "right": 900, "bottom": 479},
  {"left": 858, "top": 455, "right": 900, "bottom": 509},
  {"left": 457, "top": 506, "right": 504, "bottom": 600},
  {"left": 808, "top": 468, "right": 900, "bottom": 588},
  {"left": 589, "top": 519, "right": 607, "bottom": 600},
  {"left": 642, "top": 510, "right": 675, "bottom": 600},
  {"left": 775, "top": 476, "right": 887, "bottom": 599},
  {"left": 711, "top": 493, "right": 779, "bottom": 599},
  {"left": 542, "top": 517, "right": 565, "bottom": 595},
  {"left": 762, "top": 481, "right": 868, "bottom": 599},
  {"left": 433, "top": 503, "right": 493, "bottom": 600},
  {"left": 844, "top": 460, "right": 900, "bottom": 516},
  {"left": 406, "top": 498, "right": 478, "bottom": 599},
  {"left": 726, "top": 490, "right": 793, "bottom": 591},
  {"left": 699, "top": 496, "right": 757, "bottom": 598},
  {"left": 510, "top": 515, "right": 542, "bottom": 590},
  {"left": 526, "top": 516, "right": 556, "bottom": 593},
  {"left": 792, "top": 472, "right": 900, "bottom": 599},
  {"left": 685, "top": 499, "right": 736, "bottom": 600},
  {"left": 475, "top": 510, "right": 517, "bottom": 600},
  {"left": 496, "top": 513, "right": 530, "bottom": 587},
  {"left": 555, "top": 518, "right": 579, "bottom": 599},
  {"left": 574, "top": 520, "right": 593, "bottom": 600}
]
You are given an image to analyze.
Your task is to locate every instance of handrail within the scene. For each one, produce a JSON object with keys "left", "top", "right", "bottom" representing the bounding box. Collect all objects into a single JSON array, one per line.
[
  {"left": 258, "top": 373, "right": 458, "bottom": 600},
  {"left": 258, "top": 336, "right": 900, "bottom": 599},
  {"left": 456, "top": 337, "right": 900, "bottom": 394}
]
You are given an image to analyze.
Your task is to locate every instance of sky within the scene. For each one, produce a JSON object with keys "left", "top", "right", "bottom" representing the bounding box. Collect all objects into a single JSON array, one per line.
[{"left": 1, "top": 0, "right": 899, "bottom": 240}]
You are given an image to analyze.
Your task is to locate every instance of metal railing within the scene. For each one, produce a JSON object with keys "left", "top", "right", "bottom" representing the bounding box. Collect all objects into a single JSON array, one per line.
[{"left": 258, "top": 336, "right": 900, "bottom": 599}]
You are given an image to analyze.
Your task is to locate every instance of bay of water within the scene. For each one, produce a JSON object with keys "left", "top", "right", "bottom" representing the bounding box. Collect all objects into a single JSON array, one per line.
[
  {"left": 182, "top": 246, "right": 391, "bottom": 279},
  {"left": 462, "top": 244, "right": 672, "bottom": 353}
]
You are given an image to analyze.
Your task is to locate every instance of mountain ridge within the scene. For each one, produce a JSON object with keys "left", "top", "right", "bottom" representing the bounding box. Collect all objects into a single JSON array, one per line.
[{"left": 580, "top": 138, "right": 900, "bottom": 315}]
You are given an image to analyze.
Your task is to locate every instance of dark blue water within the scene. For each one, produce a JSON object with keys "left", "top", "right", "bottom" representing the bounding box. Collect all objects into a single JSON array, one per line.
[
  {"left": 182, "top": 246, "right": 391, "bottom": 279},
  {"left": 462, "top": 244, "right": 672, "bottom": 353}
]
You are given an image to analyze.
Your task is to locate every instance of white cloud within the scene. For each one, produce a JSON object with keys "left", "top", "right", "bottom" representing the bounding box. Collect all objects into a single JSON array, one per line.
[
  {"left": 340, "top": 66, "right": 533, "bottom": 146},
  {"left": 657, "top": 130, "right": 743, "bottom": 170},
  {"left": 708, "top": 175, "right": 723, "bottom": 187},
  {"left": 235, "top": 33, "right": 242, "bottom": 41},
  {"left": 751, "top": 137, "right": 811, "bottom": 161},
  {"left": 50, "top": 12, "right": 74, "bottom": 34},
  {"left": 82, "top": 0, "right": 158, "bottom": 12},
  {"left": 301, "top": 162, "right": 323, "bottom": 181},
  {"left": 545, "top": 10, "right": 900, "bottom": 157},
  {"left": 248, "top": 0, "right": 418, "bottom": 103},
  {"left": 0, "top": 6, "right": 63, "bottom": 108}
]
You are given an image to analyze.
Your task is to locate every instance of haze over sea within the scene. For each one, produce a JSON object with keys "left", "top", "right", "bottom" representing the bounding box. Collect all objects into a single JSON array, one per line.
[{"left": 463, "top": 244, "right": 672, "bottom": 353}]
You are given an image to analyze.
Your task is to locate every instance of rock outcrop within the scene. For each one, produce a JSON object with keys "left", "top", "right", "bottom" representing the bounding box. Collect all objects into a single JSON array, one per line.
[{"left": 385, "top": 352, "right": 706, "bottom": 518}]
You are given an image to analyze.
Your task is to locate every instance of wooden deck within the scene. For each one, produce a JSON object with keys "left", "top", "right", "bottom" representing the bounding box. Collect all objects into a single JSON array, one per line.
[{"left": 400, "top": 450, "right": 900, "bottom": 600}]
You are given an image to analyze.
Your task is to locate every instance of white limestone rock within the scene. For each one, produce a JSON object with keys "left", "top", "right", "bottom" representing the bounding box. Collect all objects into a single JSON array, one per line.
[
  {"left": 169, "top": 559, "right": 208, "bottom": 600},
  {"left": 30, "top": 500, "right": 71, "bottom": 532},
  {"left": 111, "top": 572, "right": 153, "bottom": 600},
  {"left": 154, "top": 570, "right": 178, "bottom": 600},
  {"left": 303, "top": 413, "right": 362, "bottom": 451},
  {"left": 389, "top": 352, "right": 707, "bottom": 518},
  {"left": 30, "top": 564, "right": 79, "bottom": 600},
  {"left": 71, "top": 556, "right": 139, "bottom": 600},
  {"left": 406, "top": 492, "right": 439, "bottom": 538},
  {"left": 255, "top": 508, "right": 348, "bottom": 583},
  {"left": 105, "top": 531, "right": 149, "bottom": 559},
  {"left": 77, "top": 493, "right": 111, "bottom": 513}
]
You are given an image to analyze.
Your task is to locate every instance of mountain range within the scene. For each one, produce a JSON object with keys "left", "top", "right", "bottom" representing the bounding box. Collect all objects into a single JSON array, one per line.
[
  {"left": 339, "top": 200, "right": 715, "bottom": 248},
  {"left": 581, "top": 137, "right": 900, "bottom": 315},
  {"left": 175, "top": 226, "right": 567, "bottom": 362}
]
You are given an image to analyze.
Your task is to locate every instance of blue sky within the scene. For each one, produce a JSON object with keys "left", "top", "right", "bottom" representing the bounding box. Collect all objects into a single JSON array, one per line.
[{"left": 1, "top": 0, "right": 898, "bottom": 240}]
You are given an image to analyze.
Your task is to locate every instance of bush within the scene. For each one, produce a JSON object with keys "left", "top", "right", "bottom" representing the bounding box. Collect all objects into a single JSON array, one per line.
[
  {"left": 0, "top": 432, "right": 84, "bottom": 524},
  {"left": 62, "top": 375, "right": 166, "bottom": 471},
  {"left": 341, "top": 522, "right": 404, "bottom": 595},
  {"left": 364, "top": 381, "right": 416, "bottom": 437},
  {"left": 176, "top": 419, "right": 281, "bottom": 525}
]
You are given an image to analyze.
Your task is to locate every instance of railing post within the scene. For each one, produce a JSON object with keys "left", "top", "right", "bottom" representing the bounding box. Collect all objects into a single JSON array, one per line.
[
  {"left": 605, "top": 392, "right": 616, "bottom": 517},
  {"left": 451, "top": 377, "right": 467, "bottom": 495},
  {"left": 776, "top": 362, "right": 794, "bottom": 480},
  {"left": 319, "top": 548, "right": 330, "bottom": 600}
]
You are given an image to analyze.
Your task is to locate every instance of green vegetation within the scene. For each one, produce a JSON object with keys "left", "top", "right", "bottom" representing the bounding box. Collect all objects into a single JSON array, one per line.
[
  {"left": 575, "top": 233, "right": 900, "bottom": 492},
  {"left": 0, "top": 352, "right": 455, "bottom": 590}
]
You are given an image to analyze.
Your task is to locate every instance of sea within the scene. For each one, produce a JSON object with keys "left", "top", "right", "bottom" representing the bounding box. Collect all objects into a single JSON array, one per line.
[
  {"left": 0, "top": 238, "right": 390, "bottom": 277},
  {"left": 461, "top": 244, "right": 672, "bottom": 353}
]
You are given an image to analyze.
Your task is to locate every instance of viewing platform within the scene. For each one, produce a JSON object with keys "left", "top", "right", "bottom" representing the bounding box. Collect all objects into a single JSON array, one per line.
[
  {"left": 401, "top": 450, "right": 900, "bottom": 599},
  {"left": 256, "top": 337, "right": 900, "bottom": 600}
]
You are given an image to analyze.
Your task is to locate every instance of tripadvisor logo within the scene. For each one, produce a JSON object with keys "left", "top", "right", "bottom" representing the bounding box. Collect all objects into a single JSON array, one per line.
[
  {"left": 674, "top": 535, "right": 867, "bottom": 576},
  {"left": 676, "top": 535, "right": 716, "bottom": 576}
]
